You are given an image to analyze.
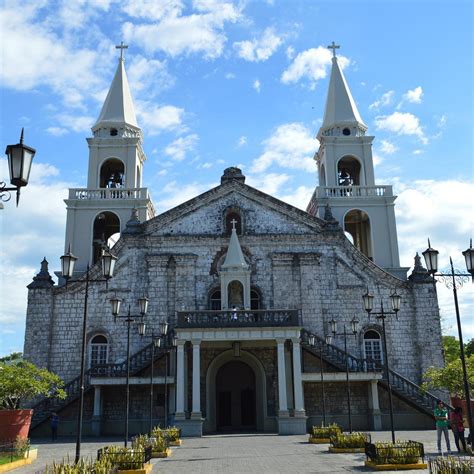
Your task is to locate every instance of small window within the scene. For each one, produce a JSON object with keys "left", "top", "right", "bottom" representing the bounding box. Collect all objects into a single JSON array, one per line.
[
  {"left": 364, "top": 330, "right": 382, "bottom": 370},
  {"left": 209, "top": 289, "right": 221, "bottom": 310},
  {"left": 343, "top": 128, "right": 351, "bottom": 136},
  {"left": 90, "top": 335, "right": 108, "bottom": 367},
  {"left": 110, "top": 128, "right": 118, "bottom": 136},
  {"left": 250, "top": 289, "right": 261, "bottom": 310}
]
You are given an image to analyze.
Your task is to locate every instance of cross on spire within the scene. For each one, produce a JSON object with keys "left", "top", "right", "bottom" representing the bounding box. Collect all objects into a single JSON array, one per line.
[
  {"left": 327, "top": 41, "right": 340, "bottom": 58},
  {"left": 230, "top": 218, "right": 238, "bottom": 231},
  {"left": 116, "top": 41, "right": 128, "bottom": 61}
]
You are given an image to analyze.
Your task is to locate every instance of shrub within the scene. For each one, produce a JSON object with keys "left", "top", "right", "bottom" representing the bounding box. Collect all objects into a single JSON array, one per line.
[
  {"left": 331, "top": 432, "right": 369, "bottom": 448},
  {"left": 428, "top": 455, "right": 473, "bottom": 474},
  {"left": 165, "top": 426, "right": 181, "bottom": 442},
  {"left": 132, "top": 433, "right": 168, "bottom": 453},
  {"left": 44, "top": 455, "right": 113, "bottom": 473},
  {"left": 311, "top": 423, "right": 341, "bottom": 439},
  {"left": 369, "top": 441, "right": 423, "bottom": 465}
]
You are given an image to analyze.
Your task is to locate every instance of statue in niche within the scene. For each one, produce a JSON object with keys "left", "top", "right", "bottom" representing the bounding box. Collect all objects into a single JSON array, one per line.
[{"left": 228, "top": 280, "right": 243, "bottom": 308}]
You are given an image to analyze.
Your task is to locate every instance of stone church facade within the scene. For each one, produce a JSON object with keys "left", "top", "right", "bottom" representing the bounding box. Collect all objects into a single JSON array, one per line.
[{"left": 24, "top": 46, "right": 444, "bottom": 437}]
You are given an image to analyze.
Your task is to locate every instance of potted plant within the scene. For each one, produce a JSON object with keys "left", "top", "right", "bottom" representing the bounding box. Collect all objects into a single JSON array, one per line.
[
  {"left": 0, "top": 360, "right": 65, "bottom": 441},
  {"left": 329, "top": 432, "right": 370, "bottom": 453},
  {"left": 364, "top": 440, "right": 427, "bottom": 470},
  {"left": 309, "top": 423, "right": 341, "bottom": 444}
]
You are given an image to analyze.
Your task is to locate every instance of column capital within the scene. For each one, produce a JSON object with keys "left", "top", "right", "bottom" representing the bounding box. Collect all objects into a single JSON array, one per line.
[
  {"left": 191, "top": 339, "right": 202, "bottom": 346},
  {"left": 276, "top": 338, "right": 287, "bottom": 345},
  {"left": 290, "top": 337, "right": 301, "bottom": 345}
]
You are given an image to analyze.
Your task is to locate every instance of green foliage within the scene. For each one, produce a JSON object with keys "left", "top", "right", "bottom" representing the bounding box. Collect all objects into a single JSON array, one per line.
[
  {"left": 165, "top": 426, "right": 181, "bottom": 442},
  {"left": 132, "top": 432, "right": 168, "bottom": 453},
  {"left": 100, "top": 445, "right": 146, "bottom": 470},
  {"left": 13, "top": 436, "right": 30, "bottom": 457},
  {"left": 310, "top": 423, "right": 341, "bottom": 439},
  {"left": 0, "top": 352, "right": 23, "bottom": 364},
  {"left": 371, "top": 441, "right": 423, "bottom": 465},
  {"left": 465, "top": 339, "right": 474, "bottom": 357},
  {"left": 0, "top": 360, "right": 66, "bottom": 410},
  {"left": 330, "top": 432, "right": 368, "bottom": 448},
  {"left": 443, "top": 336, "right": 460, "bottom": 363},
  {"left": 428, "top": 455, "right": 473, "bottom": 474},
  {"left": 422, "top": 356, "right": 474, "bottom": 397},
  {"left": 44, "top": 454, "right": 113, "bottom": 473}
]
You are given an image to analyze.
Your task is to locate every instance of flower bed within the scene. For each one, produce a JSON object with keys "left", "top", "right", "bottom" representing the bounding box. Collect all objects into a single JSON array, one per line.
[
  {"left": 428, "top": 455, "right": 473, "bottom": 474},
  {"left": 328, "top": 432, "right": 370, "bottom": 453},
  {"left": 364, "top": 441, "right": 427, "bottom": 470},
  {"left": 133, "top": 432, "right": 171, "bottom": 458},
  {"left": 308, "top": 424, "right": 341, "bottom": 444}
]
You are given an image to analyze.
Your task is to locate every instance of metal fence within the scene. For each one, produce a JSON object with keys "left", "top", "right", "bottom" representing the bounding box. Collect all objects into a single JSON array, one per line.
[
  {"left": 365, "top": 441, "right": 424, "bottom": 465},
  {"left": 97, "top": 445, "right": 152, "bottom": 470}
]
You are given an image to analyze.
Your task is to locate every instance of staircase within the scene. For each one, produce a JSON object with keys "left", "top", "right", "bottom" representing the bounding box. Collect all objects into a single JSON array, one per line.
[
  {"left": 301, "top": 329, "right": 449, "bottom": 418},
  {"left": 30, "top": 342, "right": 171, "bottom": 430}
]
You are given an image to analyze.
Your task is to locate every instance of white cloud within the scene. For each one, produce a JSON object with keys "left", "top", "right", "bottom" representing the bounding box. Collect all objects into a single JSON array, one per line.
[
  {"left": 127, "top": 55, "right": 174, "bottom": 95},
  {"left": 135, "top": 101, "right": 185, "bottom": 135},
  {"left": 46, "top": 127, "right": 69, "bottom": 137},
  {"left": 246, "top": 173, "right": 290, "bottom": 196},
  {"left": 286, "top": 46, "right": 295, "bottom": 59},
  {"left": 237, "top": 136, "right": 247, "bottom": 147},
  {"left": 380, "top": 140, "right": 397, "bottom": 154},
  {"left": 251, "top": 123, "right": 317, "bottom": 173},
  {"left": 233, "top": 27, "right": 282, "bottom": 62},
  {"left": 164, "top": 134, "right": 199, "bottom": 161},
  {"left": 225, "top": 72, "right": 235, "bottom": 79},
  {"left": 413, "top": 149, "right": 423, "bottom": 155},
  {"left": 374, "top": 112, "right": 427, "bottom": 144},
  {"left": 279, "top": 185, "right": 313, "bottom": 210},
  {"left": 281, "top": 46, "right": 349, "bottom": 86},
  {"left": 369, "top": 90, "right": 394, "bottom": 110},
  {"left": 57, "top": 114, "right": 96, "bottom": 133},
  {"left": 156, "top": 180, "right": 215, "bottom": 211},
  {"left": 253, "top": 79, "right": 261, "bottom": 93},
  {"left": 403, "top": 86, "right": 423, "bottom": 104},
  {"left": 122, "top": 0, "right": 183, "bottom": 20},
  {"left": 122, "top": 1, "right": 242, "bottom": 59},
  {"left": 372, "top": 153, "right": 383, "bottom": 167}
]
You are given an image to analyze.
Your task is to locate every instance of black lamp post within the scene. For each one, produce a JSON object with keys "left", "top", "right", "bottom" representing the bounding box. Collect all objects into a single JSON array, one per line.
[
  {"left": 110, "top": 296, "right": 149, "bottom": 447},
  {"left": 422, "top": 239, "right": 474, "bottom": 441},
  {"left": 2, "top": 128, "right": 36, "bottom": 206},
  {"left": 159, "top": 320, "right": 170, "bottom": 429},
  {"left": 330, "top": 317, "right": 359, "bottom": 433},
  {"left": 309, "top": 334, "right": 332, "bottom": 426},
  {"left": 362, "top": 289, "right": 401, "bottom": 443},
  {"left": 60, "top": 245, "right": 117, "bottom": 464}
]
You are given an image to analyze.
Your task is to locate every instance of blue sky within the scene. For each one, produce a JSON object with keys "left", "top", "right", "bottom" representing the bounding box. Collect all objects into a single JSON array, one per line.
[{"left": 0, "top": 0, "right": 473, "bottom": 357}]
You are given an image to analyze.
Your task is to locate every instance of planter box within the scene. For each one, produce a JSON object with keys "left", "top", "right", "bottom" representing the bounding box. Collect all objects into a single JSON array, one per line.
[
  {"left": 117, "top": 463, "right": 153, "bottom": 474},
  {"left": 169, "top": 439, "right": 182, "bottom": 446},
  {"left": 0, "top": 448, "right": 38, "bottom": 473},
  {"left": 151, "top": 448, "right": 172, "bottom": 458},
  {"left": 0, "top": 410, "right": 33, "bottom": 442},
  {"left": 308, "top": 437, "right": 330, "bottom": 444},
  {"left": 364, "top": 460, "right": 427, "bottom": 471},
  {"left": 329, "top": 446, "right": 365, "bottom": 453}
]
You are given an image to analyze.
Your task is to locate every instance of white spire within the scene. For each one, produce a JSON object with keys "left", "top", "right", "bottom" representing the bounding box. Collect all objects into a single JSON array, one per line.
[
  {"left": 319, "top": 46, "right": 367, "bottom": 138},
  {"left": 222, "top": 227, "right": 249, "bottom": 270},
  {"left": 92, "top": 51, "right": 139, "bottom": 132}
]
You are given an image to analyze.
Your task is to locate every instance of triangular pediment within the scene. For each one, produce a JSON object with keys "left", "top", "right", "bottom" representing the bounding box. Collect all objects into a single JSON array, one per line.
[{"left": 144, "top": 180, "right": 328, "bottom": 236}]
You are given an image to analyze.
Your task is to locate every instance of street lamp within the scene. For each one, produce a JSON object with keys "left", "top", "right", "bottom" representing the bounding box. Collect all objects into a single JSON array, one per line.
[
  {"left": 308, "top": 333, "right": 332, "bottom": 426},
  {"left": 60, "top": 246, "right": 117, "bottom": 463},
  {"left": 1, "top": 128, "right": 36, "bottom": 206},
  {"left": 422, "top": 239, "right": 474, "bottom": 441},
  {"left": 111, "top": 298, "right": 149, "bottom": 447},
  {"left": 362, "top": 289, "right": 401, "bottom": 443},
  {"left": 331, "top": 317, "right": 359, "bottom": 432}
]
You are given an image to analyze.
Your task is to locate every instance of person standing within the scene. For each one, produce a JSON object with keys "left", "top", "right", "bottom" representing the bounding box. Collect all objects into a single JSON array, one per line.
[
  {"left": 450, "top": 406, "right": 467, "bottom": 452},
  {"left": 50, "top": 412, "right": 59, "bottom": 441},
  {"left": 434, "top": 401, "right": 451, "bottom": 455}
]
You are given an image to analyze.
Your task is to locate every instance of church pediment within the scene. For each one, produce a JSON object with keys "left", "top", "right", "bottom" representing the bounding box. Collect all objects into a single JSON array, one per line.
[{"left": 144, "top": 180, "right": 327, "bottom": 237}]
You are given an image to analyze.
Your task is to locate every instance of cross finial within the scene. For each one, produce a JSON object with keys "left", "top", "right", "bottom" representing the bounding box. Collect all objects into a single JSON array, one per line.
[
  {"left": 327, "top": 41, "right": 340, "bottom": 59},
  {"left": 230, "top": 218, "right": 237, "bottom": 231},
  {"left": 116, "top": 41, "right": 128, "bottom": 61}
]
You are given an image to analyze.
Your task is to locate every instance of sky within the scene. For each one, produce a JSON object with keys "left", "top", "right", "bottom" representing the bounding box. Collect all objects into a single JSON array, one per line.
[{"left": 0, "top": 0, "right": 473, "bottom": 357}]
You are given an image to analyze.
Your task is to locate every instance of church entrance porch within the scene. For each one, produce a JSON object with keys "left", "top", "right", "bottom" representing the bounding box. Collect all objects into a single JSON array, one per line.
[{"left": 216, "top": 361, "right": 256, "bottom": 432}]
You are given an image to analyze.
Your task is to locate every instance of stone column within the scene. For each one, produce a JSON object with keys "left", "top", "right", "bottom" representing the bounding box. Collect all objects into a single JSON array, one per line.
[
  {"left": 191, "top": 340, "right": 202, "bottom": 419},
  {"left": 175, "top": 341, "right": 186, "bottom": 420},
  {"left": 368, "top": 380, "right": 382, "bottom": 430},
  {"left": 291, "top": 338, "right": 306, "bottom": 416},
  {"left": 91, "top": 386, "right": 101, "bottom": 436},
  {"left": 277, "top": 339, "right": 289, "bottom": 416}
]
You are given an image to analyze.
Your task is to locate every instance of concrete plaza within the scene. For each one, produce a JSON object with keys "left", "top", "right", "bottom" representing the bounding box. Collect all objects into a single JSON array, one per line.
[{"left": 14, "top": 431, "right": 471, "bottom": 473}]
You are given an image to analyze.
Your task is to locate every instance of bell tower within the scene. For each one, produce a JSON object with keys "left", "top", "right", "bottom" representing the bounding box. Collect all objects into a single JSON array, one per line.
[
  {"left": 307, "top": 43, "right": 407, "bottom": 279},
  {"left": 64, "top": 43, "right": 154, "bottom": 274}
]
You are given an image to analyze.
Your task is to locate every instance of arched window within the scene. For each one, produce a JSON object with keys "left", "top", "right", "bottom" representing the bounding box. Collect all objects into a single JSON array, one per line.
[
  {"left": 337, "top": 156, "right": 361, "bottom": 186},
  {"left": 319, "top": 163, "right": 326, "bottom": 186},
  {"left": 228, "top": 280, "right": 244, "bottom": 308},
  {"left": 364, "top": 330, "right": 382, "bottom": 370},
  {"left": 250, "top": 289, "right": 261, "bottom": 310},
  {"left": 344, "top": 209, "right": 373, "bottom": 261},
  {"left": 209, "top": 289, "right": 221, "bottom": 310},
  {"left": 100, "top": 158, "right": 125, "bottom": 188},
  {"left": 92, "top": 212, "right": 120, "bottom": 264},
  {"left": 90, "top": 335, "right": 108, "bottom": 367},
  {"left": 225, "top": 210, "right": 242, "bottom": 236}
]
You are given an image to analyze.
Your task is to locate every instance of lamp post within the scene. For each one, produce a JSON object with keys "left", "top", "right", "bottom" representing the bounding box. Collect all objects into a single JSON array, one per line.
[
  {"left": 330, "top": 317, "right": 359, "bottom": 433},
  {"left": 60, "top": 245, "right": 117, "bottom": 464},
  {"left": 308, "top": 334, "right": 332, "bottom": 426},
  {"left": 422, "top": 239, "right": 474, "bottom": 441},
  {"left": 362, "top": 289, "right": 401, "bottom": 443},
  {"left": 110, "top": 296, "right": 149, "bottom": 447},
  {"left": 159, "top": 320, "right": 170, "bottom": 428},
  {"left": 1, "top": 128, "right": 36, "bottom": 206}
]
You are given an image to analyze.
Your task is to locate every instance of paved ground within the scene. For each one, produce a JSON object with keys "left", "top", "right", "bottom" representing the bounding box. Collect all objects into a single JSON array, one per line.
[{"left": 14, "top": 431, "right": 472, "bottom": 473}]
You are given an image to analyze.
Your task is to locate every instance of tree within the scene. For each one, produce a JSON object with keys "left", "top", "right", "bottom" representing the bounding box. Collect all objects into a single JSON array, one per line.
[
  {"left": 465, "top": 339, "right": 474, "bottom": 358},
  {"left": 422, "top": 355, "right": 474, "bottom": 398},
  {"left": 442, "top": 336, "right": 460, "bottom": 363},
  {"left": 0, "top": 360, "right": 66, "bottom": 410}
]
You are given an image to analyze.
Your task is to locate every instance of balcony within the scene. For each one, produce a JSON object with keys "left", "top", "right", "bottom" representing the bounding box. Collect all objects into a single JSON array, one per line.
[
  {"left": 68, "top": 187, "right": 151, "bottom": 200},
  {"left": 176, "top": 309, "right": 300, "bottom": 329},
  {"left": 315, "top": 185, "right": 393, "bottom": 198}
]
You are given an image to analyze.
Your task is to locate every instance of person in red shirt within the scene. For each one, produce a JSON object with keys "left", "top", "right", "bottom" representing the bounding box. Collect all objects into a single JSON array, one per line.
[{"left": 450, "top": 406, "right": 467, "bottom": 452}]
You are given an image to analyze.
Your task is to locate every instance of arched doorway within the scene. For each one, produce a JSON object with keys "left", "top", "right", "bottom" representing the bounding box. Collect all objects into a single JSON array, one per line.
[
  {"left": 92, "top": 211, "right": 120, "bottom": 264},
  {"left": 344, "top": 209, "right": 373, "bottom": 260},
  {"left": 216, "top": 361, "right": 256, "bottom": 432}
]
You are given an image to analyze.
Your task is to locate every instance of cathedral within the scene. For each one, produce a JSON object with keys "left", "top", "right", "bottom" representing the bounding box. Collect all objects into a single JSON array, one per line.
[{"left": 24, "top": 45, "right": 444, "bottom": 437}]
